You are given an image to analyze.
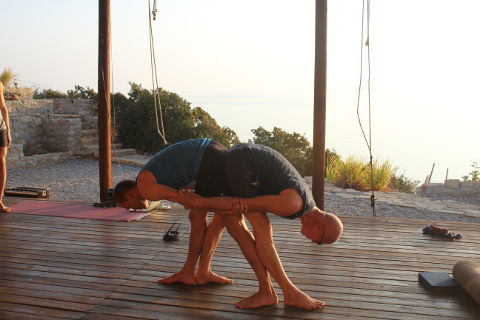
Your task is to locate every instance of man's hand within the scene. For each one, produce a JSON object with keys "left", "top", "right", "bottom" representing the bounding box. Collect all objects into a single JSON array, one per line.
[
  {"left": 177, "top": 187, "right": 202, "bottom": 209},
  {"left": 220, "top": 198, "right": 248, "bottom": 215}
]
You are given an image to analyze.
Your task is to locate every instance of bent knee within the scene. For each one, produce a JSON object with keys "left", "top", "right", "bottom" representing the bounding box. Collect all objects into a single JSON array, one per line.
[
  {"left": 222, "top": 216, "right": 249, "bottom": 239},
  {"left": 246, "top": 212, "right": 273, "bottom": 239},
  {"left": 188, "top": 209, "right": 208, "bottom": 223}
]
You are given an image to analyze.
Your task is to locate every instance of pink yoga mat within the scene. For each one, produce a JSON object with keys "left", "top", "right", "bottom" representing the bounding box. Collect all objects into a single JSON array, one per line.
[{"left": 9, "top": 200, "right": 150, "bottom": 222}]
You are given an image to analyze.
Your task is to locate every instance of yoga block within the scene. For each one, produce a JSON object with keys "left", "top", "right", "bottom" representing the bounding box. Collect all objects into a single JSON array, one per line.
[{"left": 418, "top": 272, "right": 460, "bottom": 292}]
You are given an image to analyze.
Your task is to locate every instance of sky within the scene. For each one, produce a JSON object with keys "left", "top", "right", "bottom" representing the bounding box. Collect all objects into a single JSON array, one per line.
[{"left": 1, "top": 0, "right": 479, "bottom": 183}]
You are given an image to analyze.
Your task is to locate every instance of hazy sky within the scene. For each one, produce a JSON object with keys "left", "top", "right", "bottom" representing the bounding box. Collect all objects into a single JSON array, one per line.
[{"left": 1, "top": 0, "right": 479, "bottom": 183}]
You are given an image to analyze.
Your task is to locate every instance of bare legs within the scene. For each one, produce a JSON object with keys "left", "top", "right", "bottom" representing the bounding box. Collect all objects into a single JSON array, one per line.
[
  {"left": 158, "top": 209, "right": 231, "bottom": 285},
  {"left": 244, "top": 211, "right": 325, "bottom": 310},
  {"left": 196, "top": 213, "right": 232, "bottom": 284},
  {"left": 0, "top": 147, "right": 9, "bottom": 213},
  {"left": 221, "top": 215, "right": 278, "bottom": 308},
  {"left": 157, "top": 208, "right": 324, "bottom": 309}
]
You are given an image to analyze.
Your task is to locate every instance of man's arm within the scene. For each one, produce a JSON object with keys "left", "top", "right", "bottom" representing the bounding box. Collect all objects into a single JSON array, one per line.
[{"left": 182, "top": 189, "right": 303, "bottom": 217}]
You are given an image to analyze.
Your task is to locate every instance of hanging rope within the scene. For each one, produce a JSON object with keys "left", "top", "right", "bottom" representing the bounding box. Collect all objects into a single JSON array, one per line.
[
  {"left": 147, "top": 0, "right": 168, "bottom": 146},
  {"left": 356, "top": 0, "right": 376, "bottom": 216},
  {"left": 108, "top": 14, "right": 127, "bottom": 176}
]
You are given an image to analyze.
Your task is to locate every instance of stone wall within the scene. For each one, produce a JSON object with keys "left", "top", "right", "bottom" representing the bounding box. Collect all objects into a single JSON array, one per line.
[
  {"left": 4, "top": 87, "right": 33, "bottom": 100},
  {"left": 42, "top": 117, "right": 82, "bottom": 152},
  {"left": 8, "top": 99, "right": 54, "bottom": 155},
  {"left": 53, "top": 99, "right": 96, "bottom": 116},
  {"left": 5, "top": 91, "right": 98, "bottom": 168}
]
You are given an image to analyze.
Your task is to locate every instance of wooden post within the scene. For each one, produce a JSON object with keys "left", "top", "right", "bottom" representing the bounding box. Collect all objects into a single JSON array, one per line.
[
  {"left": 312, "top": 0, "right": 327, "bottom": 210},
  {"left": 427, "top": 163, "right": 435, "bottom": 184},
  {"left": 98, "top": 0, "right": 112, "bottom": 202}
]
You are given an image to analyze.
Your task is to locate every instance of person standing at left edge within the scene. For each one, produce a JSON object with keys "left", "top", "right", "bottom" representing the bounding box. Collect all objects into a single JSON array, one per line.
[{"left": 0, "top": 81, "right": 12, "bottom": 213}]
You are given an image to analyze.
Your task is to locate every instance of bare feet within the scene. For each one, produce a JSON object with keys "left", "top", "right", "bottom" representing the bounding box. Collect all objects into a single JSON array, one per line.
[
  {"left": 158, "top": 271, "right": 196, "bottom": 285},
  {"left": 0, "top": 204, "right": 10, "bottom": 213},
  {"left": 195, "top": 271, "right": 233, "bottom": 285},
  {"left": 235, "top": 290, "right": 279, "bottom": 309},
  {"left": 284, "top": 289, "right": 325, "bottom": 310}
]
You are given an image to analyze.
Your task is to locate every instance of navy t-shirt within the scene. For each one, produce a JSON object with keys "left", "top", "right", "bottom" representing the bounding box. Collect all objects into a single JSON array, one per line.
[
  {"left": 141, "top": 138, "right": 211, "bottom": 188},
  {"left": 225, "top": 144, "right": 316, "bottom": 218}
]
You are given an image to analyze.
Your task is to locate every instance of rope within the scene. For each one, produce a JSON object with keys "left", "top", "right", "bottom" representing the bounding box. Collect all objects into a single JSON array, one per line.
[
  {"left": 147, "top": 0, "right": 168, "bottom": 146},
  {"left": 356, "top": 0, "right": 376, "bottom": 216},
  {"left": 109, "top": 13, "right": 126, "bottom": 176}
]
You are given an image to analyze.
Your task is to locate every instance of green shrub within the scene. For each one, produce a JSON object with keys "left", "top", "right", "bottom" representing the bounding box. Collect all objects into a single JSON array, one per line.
[
  {"left": 334, "top": 156, "right": 369, "bottom": 190},
  {"left": 369, "top": 159, "right": 393, "bottom": 191},
  {"left": 332, "top": 156, "right": 399, "bottom": 191},
  {"left": 389, "top": 171, "right": 419, "bottom": 193},
  {"left": 67, "top": 85, "right": 97, "bottom": 100},
  {"left": 33, "top": 88, "right": 67, "bottom": 99},
  {"left": 462, "top": 162, "right": 480, "bottom": 182}
]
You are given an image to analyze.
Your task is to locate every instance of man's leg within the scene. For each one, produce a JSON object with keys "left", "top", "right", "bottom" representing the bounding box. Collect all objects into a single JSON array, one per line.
[
  {"left": 219, "top": 214, "right": 278, "bottom": 308},
  {"left": 159, "top": 208, "right": 209, "bottom": 284},
  {"left": 245, "top": 211, "right": 325, "bottom": 310},
  {"left": 196, "top": 213, "right": 233, "bottom": 284},
  {"left": 0, "top": 147, "right": 9, "bottom": 212}
]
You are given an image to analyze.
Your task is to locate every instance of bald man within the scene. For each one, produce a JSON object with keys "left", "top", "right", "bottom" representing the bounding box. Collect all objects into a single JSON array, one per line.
[{"left": 180, "top": 144, "right": 343, "bottom": 309}]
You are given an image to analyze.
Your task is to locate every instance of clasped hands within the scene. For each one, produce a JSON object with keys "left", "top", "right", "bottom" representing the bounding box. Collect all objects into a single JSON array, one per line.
[{"left": 177, "top": 186, "right": 248, "bottom": 215}]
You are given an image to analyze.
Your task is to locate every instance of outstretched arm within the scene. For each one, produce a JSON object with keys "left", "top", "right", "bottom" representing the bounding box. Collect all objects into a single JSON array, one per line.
[{"left": 182, "top": 188, "right": 303, "bottom": 217}]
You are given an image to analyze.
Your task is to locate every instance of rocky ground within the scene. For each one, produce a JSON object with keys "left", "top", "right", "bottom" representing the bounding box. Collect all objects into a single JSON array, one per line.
[{"left": 7, "top": 159, "right": 480, "bottom": 224}]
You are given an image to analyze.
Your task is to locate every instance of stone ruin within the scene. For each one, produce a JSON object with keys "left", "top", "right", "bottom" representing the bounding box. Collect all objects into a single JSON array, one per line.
[
  {"left": 4, "top": 87, "right": 123, "bottom": 168},
  {"left": 417, "top": 179, "right": 480, "bottom": 204}
]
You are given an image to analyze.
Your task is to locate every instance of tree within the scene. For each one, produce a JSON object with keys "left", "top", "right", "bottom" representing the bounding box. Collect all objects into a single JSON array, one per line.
[
  {"left": 250, "top": 126, "right": 313, "bottom": 175},
  {"left": 192, "top": 107, "right": 240, "bottom": 148},
  {"left": 114, "top": 83, "right": 240, "bottom": 153},
  {"left": 67, "top": 85, "right": 97, "bottom": 100}
]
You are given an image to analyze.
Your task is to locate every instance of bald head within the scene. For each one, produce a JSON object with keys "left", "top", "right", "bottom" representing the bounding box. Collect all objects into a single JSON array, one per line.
[
  {"left": 321, "top": 213, "right": 343, "bottom": 244},
  {"left": 300, "top": 208, "right": 344, "bottom": 244}
]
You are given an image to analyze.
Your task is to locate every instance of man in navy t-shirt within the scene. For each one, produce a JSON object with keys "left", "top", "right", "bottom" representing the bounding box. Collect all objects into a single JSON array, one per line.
[{"left": 114, "top": 138, "right": 233, "bottom": 286}]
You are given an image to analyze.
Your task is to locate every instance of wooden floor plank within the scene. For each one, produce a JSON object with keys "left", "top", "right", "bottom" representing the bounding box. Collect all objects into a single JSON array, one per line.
[{"left": 1, "top": 198, "right": 479, "bottom": 319}]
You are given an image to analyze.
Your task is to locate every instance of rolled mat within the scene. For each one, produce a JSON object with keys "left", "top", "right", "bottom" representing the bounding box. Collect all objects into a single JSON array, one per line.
[{"left": 452, "top": 260, "right": 480, "bottom": 304}]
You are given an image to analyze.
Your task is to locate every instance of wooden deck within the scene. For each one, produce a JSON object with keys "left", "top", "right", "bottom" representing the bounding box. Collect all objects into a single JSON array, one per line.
[{"left": 1, "top": 199, "right": 479, "bottom": 320}]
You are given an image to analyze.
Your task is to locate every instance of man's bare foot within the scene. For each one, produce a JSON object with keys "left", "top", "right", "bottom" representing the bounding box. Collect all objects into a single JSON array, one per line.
[
  {"left": 195, "top": 271, "right": 233, "bottom": 285},
  {"left": 158, "top": 272, "right": 196, "bottom": 285},
  {"left": 0, "top": 204, "right": 10, "bottom": 213},
  {"left": 235, "top": 291, "right": 279, "bottom": 309},
  {"left": 284, "top": 289, "right": 325, "bottom": 310}
]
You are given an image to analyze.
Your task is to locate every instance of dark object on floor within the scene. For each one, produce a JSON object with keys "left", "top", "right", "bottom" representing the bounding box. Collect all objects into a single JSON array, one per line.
[
  {"left": 419, "top": 272, "right": 461, "bottom": 292},
  {"left": 93, "top": 188, "right": 115, "bottom": 208},
  {"left": 4, "top": 187, "right": 50, "bottom": 199},
  {"left": 163, "top": 222, "right": 181, "bottom": 241},
  {"left": 423, "top": 225, "right": 462, "bottom": 240}
]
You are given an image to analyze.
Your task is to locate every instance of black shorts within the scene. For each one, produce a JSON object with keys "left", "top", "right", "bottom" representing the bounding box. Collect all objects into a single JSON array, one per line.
[
  {"left": 0, "top": 129, "right": 8, "bottom": 147},
  {"left": 195, "top": 141, "right": 232, "bottom": 197},
  {"left": 225, "top": 144, "right": 316, "bottom": 219},
  {"left": 224, "top": 147, "right": 262, "bottom": 198}
]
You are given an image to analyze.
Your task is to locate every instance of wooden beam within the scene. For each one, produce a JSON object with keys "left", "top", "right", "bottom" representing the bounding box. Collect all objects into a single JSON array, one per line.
[
  {"left": 312, "top": 0, "right": 327, "bottom": 210},
  {"left": 98, "top": 0, "right": 112, "bottom": 202}
]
